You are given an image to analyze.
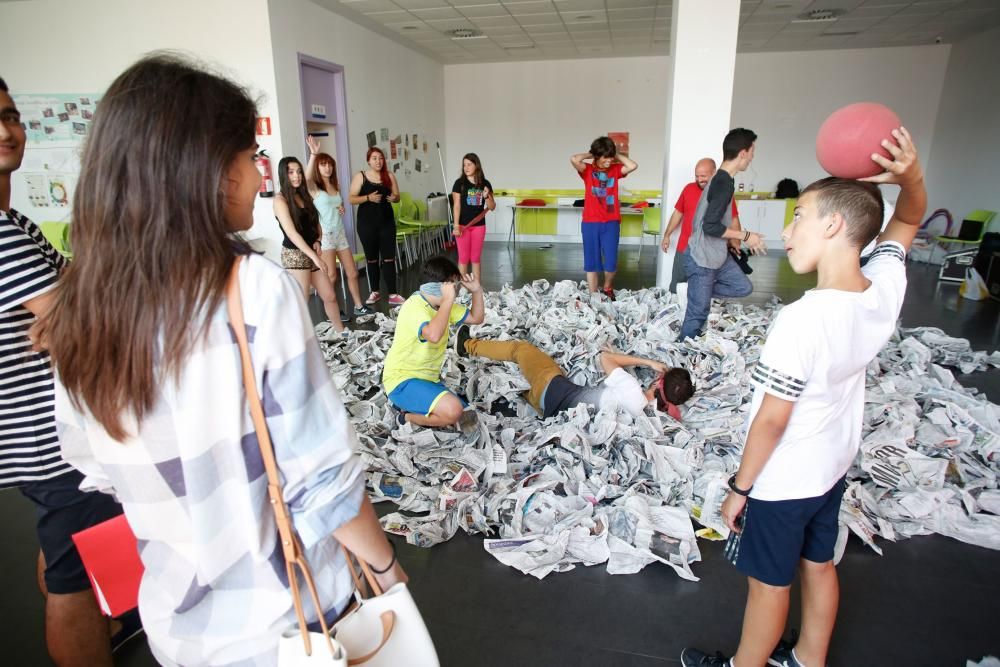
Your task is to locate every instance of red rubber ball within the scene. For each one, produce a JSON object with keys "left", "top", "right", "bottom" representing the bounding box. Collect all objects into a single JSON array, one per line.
[{"left": 815, "top": 102, "right": 902, "bottom": 179}]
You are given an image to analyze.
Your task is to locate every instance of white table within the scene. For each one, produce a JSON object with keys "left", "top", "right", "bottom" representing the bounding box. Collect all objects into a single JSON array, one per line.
[{"left": 506, "top": 204, "right": 647, "bottom": 246}]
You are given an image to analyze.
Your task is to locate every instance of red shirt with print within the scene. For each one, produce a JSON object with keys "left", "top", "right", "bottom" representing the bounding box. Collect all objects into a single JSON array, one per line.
[
  {"left": 674, "top": 182, "right": 740, "bottom": 253},
  {"left": 579, "top": 163, "right": 626, "bottom": 223}
]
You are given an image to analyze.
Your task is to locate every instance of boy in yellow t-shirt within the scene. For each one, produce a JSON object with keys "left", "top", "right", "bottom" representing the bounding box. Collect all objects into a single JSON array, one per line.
[{"left": 382, "top": 256, "right": 485, "bottom": 428}]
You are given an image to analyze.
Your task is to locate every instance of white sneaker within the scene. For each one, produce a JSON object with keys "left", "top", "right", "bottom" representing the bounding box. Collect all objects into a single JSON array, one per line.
[{"left": 677, "top": 282, "right": 688, "bottom": 312}]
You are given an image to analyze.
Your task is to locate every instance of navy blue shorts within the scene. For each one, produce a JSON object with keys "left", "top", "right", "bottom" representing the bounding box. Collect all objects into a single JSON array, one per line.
[
  {"left": 727, "top": 477, "right": 846, "bottom": 587},
  {"left": 581, "top": 221, "right": 620, "bottom": 273},
  {"left": 20, "top": 469, "right": 124, "bottom": 594}
]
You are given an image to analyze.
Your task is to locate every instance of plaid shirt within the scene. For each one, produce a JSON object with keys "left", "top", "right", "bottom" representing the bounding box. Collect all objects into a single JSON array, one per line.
[{"left": 56, "top": 255, "right": 364, "bottom": 666}]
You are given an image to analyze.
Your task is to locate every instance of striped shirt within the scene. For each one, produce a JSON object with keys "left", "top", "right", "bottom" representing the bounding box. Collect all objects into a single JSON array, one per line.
[
  {"left": 0, "top": 209, "right": 73, "bottom": 488},
  {"left": 56, "top": 254, "right": 364, "bottom": 666}
]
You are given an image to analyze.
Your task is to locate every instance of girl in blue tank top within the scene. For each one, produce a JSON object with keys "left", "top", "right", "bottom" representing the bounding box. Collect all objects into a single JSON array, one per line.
[{"left": 306, "top": 136, "right": 371, "bottom": 317}]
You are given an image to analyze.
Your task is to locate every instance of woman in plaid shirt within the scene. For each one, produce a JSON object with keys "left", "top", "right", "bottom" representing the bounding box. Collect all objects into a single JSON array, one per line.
[{"left": 39, "top": 55, "right": 408, "bottom": 666}]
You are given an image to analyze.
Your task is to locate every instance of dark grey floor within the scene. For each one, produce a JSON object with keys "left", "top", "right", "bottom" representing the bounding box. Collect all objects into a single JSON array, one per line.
[{"left": 2, "top": 241, "right": 998, "bottom": 666}]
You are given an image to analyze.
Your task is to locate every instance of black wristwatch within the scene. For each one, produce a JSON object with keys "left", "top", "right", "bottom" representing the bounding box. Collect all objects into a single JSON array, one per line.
[{"left": 728, "top": 474, "right": 752, "bottom": 497}]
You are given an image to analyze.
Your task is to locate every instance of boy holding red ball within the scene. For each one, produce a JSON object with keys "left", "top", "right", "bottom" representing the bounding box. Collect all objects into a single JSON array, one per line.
[{"left": 681, "top": 127, "right": 926, "bottom": 667}]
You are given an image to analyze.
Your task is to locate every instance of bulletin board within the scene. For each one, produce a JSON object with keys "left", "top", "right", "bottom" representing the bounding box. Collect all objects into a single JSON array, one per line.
[{"left": 11, "top": 93, "right": 99, "bottom": 221}]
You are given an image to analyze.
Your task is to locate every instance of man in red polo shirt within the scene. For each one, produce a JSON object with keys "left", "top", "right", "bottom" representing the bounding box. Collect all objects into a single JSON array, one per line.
[{"left": 661, "top": 158, "right": 742, "bottom": 292}]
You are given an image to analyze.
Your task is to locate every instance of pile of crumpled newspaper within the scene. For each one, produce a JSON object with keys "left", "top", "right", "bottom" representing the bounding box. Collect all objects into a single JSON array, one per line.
[{"left": 316, "top": 280, "right": 1000, "bottom": 580}]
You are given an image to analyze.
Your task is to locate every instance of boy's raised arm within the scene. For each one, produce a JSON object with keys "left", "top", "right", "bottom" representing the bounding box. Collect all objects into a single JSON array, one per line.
[{"left": 861, "top": 126, "right": 927, "bottom": 253}]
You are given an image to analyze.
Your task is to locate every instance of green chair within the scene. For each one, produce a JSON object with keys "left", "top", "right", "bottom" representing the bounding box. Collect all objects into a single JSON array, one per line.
[
  {"left": 638, "top": 207, "right": 662, "bottom": 262},
  {"left": 399, "top": 191, "right": 412, "bottom": 209},
  {"left": 935, "top": 210, "right": 996, "bottom": 250},
  {"left": 401, "top": 198, "right": 449, "bottom": 257},
  {"left": 39, "top": 221, "right": 72, "bottom": 258},
  {"left": 935, "top": 209, "right": 997, "bottom": 284}
]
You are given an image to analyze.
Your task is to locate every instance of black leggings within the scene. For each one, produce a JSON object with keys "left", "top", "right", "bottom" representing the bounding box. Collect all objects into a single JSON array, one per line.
[{"left": 358, "top": 214, "right": 397, "bottom": 294}]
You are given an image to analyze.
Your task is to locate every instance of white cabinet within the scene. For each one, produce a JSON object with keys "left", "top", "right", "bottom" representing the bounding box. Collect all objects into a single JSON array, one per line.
[
  {"left": 486, "top": 196, "right": 515, "bottom": 238},
  {"left": 556, "top": 197, "right": 581, "bottom": 236},
  {"left": 736, "top": 199, "right": 787, "bottom": 249}
]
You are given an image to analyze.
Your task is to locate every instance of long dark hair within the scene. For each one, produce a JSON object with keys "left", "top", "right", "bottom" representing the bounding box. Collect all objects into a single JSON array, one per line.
[
  {"left": 458, "top": 153, "right": 485, "bottom": 187},
  {"left": 366, "top": 146, "right": 390, "bottom": 188},
  {"left": 314, "top": 152, "right": 339, "bottom": 194},
  {"left": 40, "top": 53, "right": 257, "bottom": 441},
  {"left": 277, "top": 156, "right": 319, "bottom": 239}
]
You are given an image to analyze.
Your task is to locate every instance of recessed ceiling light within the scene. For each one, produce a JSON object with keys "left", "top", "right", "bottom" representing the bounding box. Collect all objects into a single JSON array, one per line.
[
  {"left": 794, "top": 8, "right": 846, "bottom": 22},
  {"left": 576, "top": 14, "right": 593, "bottom": 20},
  {"left": 401, "top": 25, "right": 418, "bottom": 30},
  {"left": 448, "top": 28, "right": 484, "bottom": 39}
]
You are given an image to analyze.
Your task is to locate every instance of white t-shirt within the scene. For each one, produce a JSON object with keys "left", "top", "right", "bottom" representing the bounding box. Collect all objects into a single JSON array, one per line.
[
  {"left": 599, "top": 368, "right": 650, "bottom": 417},
  {"left": 747, "top": 241, "right": 907, "bottom": 501}
]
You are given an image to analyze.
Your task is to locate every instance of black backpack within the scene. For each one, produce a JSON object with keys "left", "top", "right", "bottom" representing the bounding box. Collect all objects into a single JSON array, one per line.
[{"left": 775, "top": 178, "right": 799, "bottom": 199}]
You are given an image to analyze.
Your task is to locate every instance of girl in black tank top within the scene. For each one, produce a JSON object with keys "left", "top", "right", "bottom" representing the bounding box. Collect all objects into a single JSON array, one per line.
[{"left": 348, "top": 147, "right": 402, "bottom": 304}]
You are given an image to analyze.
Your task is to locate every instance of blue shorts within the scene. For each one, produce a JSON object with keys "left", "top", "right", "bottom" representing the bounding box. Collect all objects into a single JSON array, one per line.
[
  {"left": 387, "top": 378, "right": 464, "bottom": 416},
  {"left": 728, "top": 477, "right": 846, "bottom": 586},
  {"left": 581, "top": 221, "right": 620, "bottom": 273}
]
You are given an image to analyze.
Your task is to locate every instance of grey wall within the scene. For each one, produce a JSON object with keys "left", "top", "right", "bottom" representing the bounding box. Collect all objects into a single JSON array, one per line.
[{"left": 926, "top": 26, "right": 1000, "bottom": 226}]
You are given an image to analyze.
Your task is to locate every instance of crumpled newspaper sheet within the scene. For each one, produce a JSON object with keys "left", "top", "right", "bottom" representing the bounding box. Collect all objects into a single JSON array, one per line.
[
  {"left": 968, "top": 658, "right": 1000, "bottom": 667},
  {"left": 315, "top": 279, "right": 1000, "bottom": 579}
]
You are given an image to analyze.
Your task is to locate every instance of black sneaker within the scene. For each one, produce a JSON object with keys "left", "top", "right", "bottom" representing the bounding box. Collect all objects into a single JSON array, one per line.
[
  {"left": 680, "top": 648, "right": 730, "bottom": 667},
  {"left": 453, "top": 325, "right": 472, "bottom": 358},
  {"left": 768, "top": 631, "right": 804, "bottom": 667},
  {"left": 354, "top": 305, "right": 374, "bottom": 316},
  {"left": 339, "top": 309, "right": 350, "bottom": 322},
  {"left": 111, "top": 608, "right": 144, "bottom": 653}
]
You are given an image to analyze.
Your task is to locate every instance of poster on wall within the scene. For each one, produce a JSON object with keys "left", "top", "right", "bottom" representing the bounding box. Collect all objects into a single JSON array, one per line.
[
  {"left": 412, "top": 134, "right": 418, "bottom": 149},
  {"left": 414, "top": 158, "right": 421, "bottom": 172},
  {"left": 12, "top": 92, "right": 98, "bottom": 216},
  {"left": 17, "top": 93, "right": 98, "bottom": 143},
  {"left": 608, "top": 131, "right": 630, "bottom": 157},
  {"left": 390, "top": 139, "right": 397, "bottom": 159},
  {"left": 392, "top": 163, "right": 400, "bottom": 173},
  {"left": 380, "top": 127, "right": 389, "bottom": 141},
  {"left": 366, "top": 131, "right": 377, "bottom": 148},
  {"left": 404, "top": 148, "right": 409, "bottom": 161},
  {"left": 423, "top": 141, "right": 428, "bottom": 154}
]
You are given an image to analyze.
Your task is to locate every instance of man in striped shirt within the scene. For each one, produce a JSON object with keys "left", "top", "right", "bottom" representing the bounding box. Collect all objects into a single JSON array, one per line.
[{"left": 1, "top": 77, "right": 123, "bottom": 666}]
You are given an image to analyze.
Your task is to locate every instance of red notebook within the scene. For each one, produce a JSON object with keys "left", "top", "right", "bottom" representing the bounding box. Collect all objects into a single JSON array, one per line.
[{"left": 72, "top": 514, "right": 144, "bottom": 616}]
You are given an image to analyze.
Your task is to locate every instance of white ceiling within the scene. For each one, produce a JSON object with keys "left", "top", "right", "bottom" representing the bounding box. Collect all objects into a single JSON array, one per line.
[{"left": 310, "top": 0, "right": 1000, "bottom": 63}]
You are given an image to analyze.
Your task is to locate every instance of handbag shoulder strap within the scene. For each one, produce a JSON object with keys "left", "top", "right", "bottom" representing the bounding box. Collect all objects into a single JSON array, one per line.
[{"left": 226, "top": 257, "right": 338, "bottom": 658}]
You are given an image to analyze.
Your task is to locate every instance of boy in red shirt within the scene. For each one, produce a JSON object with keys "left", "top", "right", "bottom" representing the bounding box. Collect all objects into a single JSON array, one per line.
[{"left": 570, "top": 136, "right": 638, "bottom": 299}]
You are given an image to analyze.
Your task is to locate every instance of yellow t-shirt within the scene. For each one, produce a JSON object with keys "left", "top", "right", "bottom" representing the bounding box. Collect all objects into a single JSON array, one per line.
[{"left": 382, "top": 294, "right": 469, "bottom": 393}]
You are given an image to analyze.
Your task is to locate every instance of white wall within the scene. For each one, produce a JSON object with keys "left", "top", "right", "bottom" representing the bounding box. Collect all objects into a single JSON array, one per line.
[
  {"left": 925, "top": 26, "right": 1000, "bottom": 222},
  {"left": 268, "top": 0, "right": 446, "bottom": 210},
  {"left": 1, "top": 0, "right": 284, "bottom": 234},
  {"left": 733, "top": 45, "right": 950, "bottom": 198},
  {"left": 444, "top": 44, "right": 951, "bottom": 197},
  {"left": 444, "top": 56, "right": 670, "bottom": 192}
]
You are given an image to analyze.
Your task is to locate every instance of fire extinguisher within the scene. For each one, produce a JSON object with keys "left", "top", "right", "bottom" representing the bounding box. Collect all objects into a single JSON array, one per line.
[{"left": 255, "top": 150, "right": 274, "bottom": 198}]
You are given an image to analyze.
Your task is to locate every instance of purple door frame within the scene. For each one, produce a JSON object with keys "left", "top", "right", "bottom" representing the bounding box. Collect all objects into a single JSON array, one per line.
[{"left": 297, "top": 53, "right": 355, "bottom": 251}]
